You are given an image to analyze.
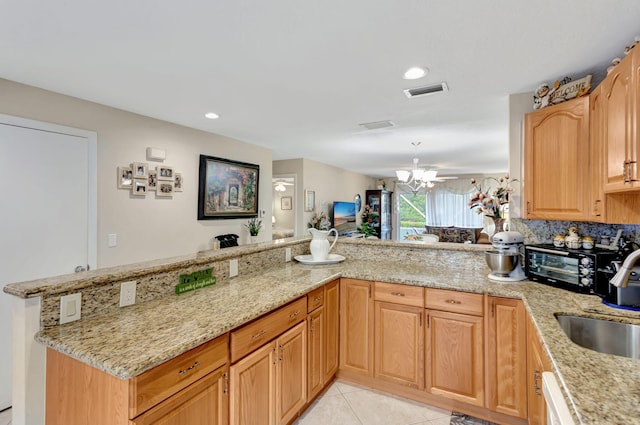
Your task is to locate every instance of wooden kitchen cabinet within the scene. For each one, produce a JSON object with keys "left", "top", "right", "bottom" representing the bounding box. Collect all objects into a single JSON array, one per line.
[
  {"left": 340, "top": 278, "right": 374, "bottom": 376},
  {"left": 374, "top": 282, "right": 424, "bottom": 389},
  {"left": 425, "top": 288, "right": 484, "bottom": 406},
  {"left": 323, "top": 279, "right": 340, "bottom": 384},
  {"left": 524, "top": 96, "right": 591, "bottom": 221},
  {"left": 307, "top": 301, "right": 325, "bottom": 400},
  {"left": 487, "top": 297, "right": 527, "bottom": 419},
  {"left": 589, "top": 83, "right": 607, "bottom": 222},
  {"left": 46, "top": 334, "right": 229, "bottom": 425},
  {"left": 527, "top": 314, "right": 552, "bottom": 425},
  {"left": 230, "top": 321, "right": 306, "bottom": 425}
]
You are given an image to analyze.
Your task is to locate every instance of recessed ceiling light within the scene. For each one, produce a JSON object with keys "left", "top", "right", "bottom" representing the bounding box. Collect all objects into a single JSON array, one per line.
[
  {"left": 205, "top": 112, "right": 220, "bottom": 119},
  {"left": 403, "top": 67, "right": 428, "bottom": 80}
]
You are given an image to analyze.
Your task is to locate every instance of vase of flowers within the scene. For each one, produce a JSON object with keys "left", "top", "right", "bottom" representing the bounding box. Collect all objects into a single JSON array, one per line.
[
  {"left": 469, "top": 175, "right": 518, "bottom": 240},
  {"left": 245, "top": 217, "right": 262, "bottom": 243}
]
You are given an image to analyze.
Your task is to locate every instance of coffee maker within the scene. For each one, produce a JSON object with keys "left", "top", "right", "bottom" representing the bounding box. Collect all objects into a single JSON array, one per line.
[{"left": 485, "top": 231, "right": 527, "bottom": 282}]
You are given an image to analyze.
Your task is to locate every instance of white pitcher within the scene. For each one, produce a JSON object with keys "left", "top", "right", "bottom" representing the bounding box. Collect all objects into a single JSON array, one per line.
[{"left": 308, "top": 228, "right": 338, "bottom": 261}]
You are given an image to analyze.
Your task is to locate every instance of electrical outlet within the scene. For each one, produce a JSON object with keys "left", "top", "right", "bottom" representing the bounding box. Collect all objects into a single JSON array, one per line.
[
  {"left": 119, "top": 280, "right": 137, "bottom": 307},
  {"left": 229, "top": 259, "right": 238, "bottom": 277},
  {"left": 59, "top": 293, "right": 82, "bottom": 324},
  {"left": 285, "top": 247, "right": 292, "bottom": 262}
]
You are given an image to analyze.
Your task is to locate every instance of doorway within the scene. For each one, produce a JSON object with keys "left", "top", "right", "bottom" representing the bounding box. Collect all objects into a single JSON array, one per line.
[
  {"left": 272, "top": 175, "right": 296, "bottom": 239},
  {"left": 0, "top": 114, "right": 97, "bottom": 422}
]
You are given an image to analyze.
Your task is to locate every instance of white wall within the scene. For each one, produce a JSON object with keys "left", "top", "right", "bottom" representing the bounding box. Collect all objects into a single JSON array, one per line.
[{"left": 0, "top": 78, "right": 272, "bottom": 267}]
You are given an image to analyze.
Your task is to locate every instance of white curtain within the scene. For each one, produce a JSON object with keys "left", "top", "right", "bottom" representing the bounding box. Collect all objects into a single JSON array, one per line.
[{"left": 425, "top": 188, "right": 483, "bottom": 227}]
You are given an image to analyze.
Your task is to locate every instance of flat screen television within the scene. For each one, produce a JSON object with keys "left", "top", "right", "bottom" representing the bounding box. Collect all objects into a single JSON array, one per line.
[{"left": 332, "top": 201, "right": 357, "bottom": 235}]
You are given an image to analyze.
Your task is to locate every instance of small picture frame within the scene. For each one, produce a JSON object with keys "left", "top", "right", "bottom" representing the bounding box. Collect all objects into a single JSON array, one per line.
[
  {"left": 158, "top": 165, "right": 174, "bottom": 181},
  {"left": 132, "top": 178, "right": 147, "bottom": 196},
  {"left": 133, "top": 162, "right": 148, "bottom": 178},
  {"left": 174, "top": 172, "right": 183, "bottom": 192},
  {"left": 147, "top": 167, "right": 157, "bottom": 191},
  {"left": 304, "top": 190, "right": 315, "bottom": 212},
  {"left": 281, "top": 196, "right": 292, "bottom": 210},
  {"left": 157, "top": 181, "right": 174, "bottom": 197},
  {"left": 118, "top": 166, "right": 133, "bottom": 189}
]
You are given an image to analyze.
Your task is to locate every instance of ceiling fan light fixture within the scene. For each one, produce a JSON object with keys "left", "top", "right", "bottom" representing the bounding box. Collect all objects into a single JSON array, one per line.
[
  {"left": 274, "top": 183, "right": 286, "bottom": 191},
  {"left": 204, "top": 112, "right": 220, "bottom": 119}
]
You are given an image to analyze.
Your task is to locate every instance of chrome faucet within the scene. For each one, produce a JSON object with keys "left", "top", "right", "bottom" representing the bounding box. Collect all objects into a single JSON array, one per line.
[{"left": 610, "top": 248, "right": 640, "bottom": 288}]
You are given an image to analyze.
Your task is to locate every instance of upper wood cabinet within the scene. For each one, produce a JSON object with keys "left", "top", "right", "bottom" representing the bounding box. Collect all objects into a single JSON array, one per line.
[
  {"left": 524, "top": 96, "right": 591, "bottom": 221},
  {"left": 603, "top": 46, "right": 640, "bottom": 193},
  {"left": 589, "top": 83, "right": 607, "bottom": 222}
]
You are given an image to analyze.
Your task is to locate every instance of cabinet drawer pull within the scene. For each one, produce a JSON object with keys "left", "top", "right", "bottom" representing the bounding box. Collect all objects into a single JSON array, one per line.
[
  {"left": 390, "top": 292, "right": 405, "bottom": 297},
  {"left": 178, "top": 361, "right": 201, "bottom": 375},
  {"left": 288, "top": 310, "right": 301, "bottom": 321},
  {"left": 313, "top": 295, "right": 322, "bottom": 302},
  {"left": 533, "top": 369, "right": 542, "bottom": 396},
  {"left": 251, "top": 329, "right": 266, "bottom": 341},
  {"left": 445, "top": 299, "right": 462, "bottom": 304}
]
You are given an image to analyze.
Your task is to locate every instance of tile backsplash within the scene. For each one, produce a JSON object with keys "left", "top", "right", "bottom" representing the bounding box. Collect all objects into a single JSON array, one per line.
[{"left": 511, "top": 218, "right": 640, "bottom": 247}]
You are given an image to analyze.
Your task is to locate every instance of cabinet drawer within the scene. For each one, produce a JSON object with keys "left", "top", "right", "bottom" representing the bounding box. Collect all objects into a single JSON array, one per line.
[
  {"left": 374, "top": 282, "right": 424, "bottom": 307},
  {"left": 307, "top": 286, "right": 324, "bottom": 312},
  {"left": 230, "top": 297, "right": 307, "bottom": 363},
  {"left": 425, "top": 288, "right": 483, "bottom": 316},
  {"left": 131, "top": 333, "right": 228, "bottom": 418}
]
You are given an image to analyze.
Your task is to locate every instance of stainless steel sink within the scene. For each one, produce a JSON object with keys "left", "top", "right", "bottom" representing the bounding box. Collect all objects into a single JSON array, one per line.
[{"left": 555, "top": 314, "right": 640, "bottom": 359}]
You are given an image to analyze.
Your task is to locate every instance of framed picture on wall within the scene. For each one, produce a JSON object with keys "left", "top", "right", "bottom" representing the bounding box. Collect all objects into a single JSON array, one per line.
[
  {"left": 132, "top": 178, "right": 147, "bottom": 196},
  {"left": 174, "top": 172, "right": 183, "bottom": 192},
  {"left": 158, "top": 165, "right": 174, "bottom": 181},
  {"left": 133, "top": 162, "right": 148, "bottom": 178},
  {"left": 118, "top": 166, "right": 133, "bottom": 189},
  {"left": 304, "top": 190, "right": 315, "bottom": 212},
  {"left": 197, "top": 154, "right": 260, "bottom": 220},
  {"left": 147, "top": 167, "right": 157, "bottom": 191},
  {"left": 281, "top": 196, "right": 292, "bottom": 210},
  {"left": 156, "top": 181, "right": 174, "bottom": 197}
]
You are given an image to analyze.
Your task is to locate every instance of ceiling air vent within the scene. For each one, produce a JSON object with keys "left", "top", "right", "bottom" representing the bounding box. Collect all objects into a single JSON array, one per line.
[
  {"left": 358, "top": 120, "right": 395, "bottom": 130},
  {"left": 403, "top": 82, "right": 449, "bottom": 98}
]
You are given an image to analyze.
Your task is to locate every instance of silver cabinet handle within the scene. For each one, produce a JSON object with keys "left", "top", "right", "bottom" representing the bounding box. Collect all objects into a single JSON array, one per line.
[{"left": 178, "top": 361, "right": 201, "bottom": 375}]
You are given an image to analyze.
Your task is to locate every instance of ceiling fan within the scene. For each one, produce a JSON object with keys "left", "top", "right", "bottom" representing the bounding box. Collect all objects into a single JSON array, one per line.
[
  {"left": 273, "top": 180, "right": 294, "bottom": 192},
  {"left": 396, "top": 142, "right": 458, "bottom": 194}
]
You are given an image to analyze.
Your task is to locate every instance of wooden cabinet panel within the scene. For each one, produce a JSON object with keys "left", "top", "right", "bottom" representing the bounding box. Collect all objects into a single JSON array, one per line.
[
  {"left": 426, "top": 309, "right": 484, "bottom": 406},
  {"left": 487, "top": 297, "right": 527, "bottom": 419},
  {"left": 307, "top": 307, "right": 324, "bottom": 401},
  {"left": 132, "top": 367, "right": 228, "bottom": 425},
  {"left": 375, "top": 281, "right": 424, "bottom": 307},
  {"left": 340, "top": 278, "right": 374, "bottom": 376},
  {"left": 425, "top": 288, "right": 483, "bottom": 316},
  {"left": 589, "top": 83, "right": 606, "bottom": 222},
  {"left": 231, "top": 297, "right": 307, "bottom": 363},
  {"left": 307, "top": 286, "right": 324, "bottom": 312},
  {"left": 132, "top": 334, "right": 228, "bottom": 417},
  {"left": 323, "top": 279, "right": 340, "bottom": 383},
  {"left": 374, "top": 301, "right": 424, "bottom": 388},
  {"left": 230, "top": 342, "right": 275, "bottom": 425},
  {"left": 524, "top": 97, "right": 590, "bottom": 220},
  {"left": 275, "top": 322, "right": 307, "bottom": 425},
  {"left": 527, "top": 315, "right": 552, "bottom": 425}
]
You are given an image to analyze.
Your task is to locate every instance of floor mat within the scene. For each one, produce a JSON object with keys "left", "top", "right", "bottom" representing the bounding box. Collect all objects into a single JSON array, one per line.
[{"left": 450, "top": 412, "right": 498, "bottom": 425}]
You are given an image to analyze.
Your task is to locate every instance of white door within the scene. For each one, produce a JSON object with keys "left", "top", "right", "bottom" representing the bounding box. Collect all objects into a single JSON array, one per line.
[{"left": 0, "top": 116, "right": 97, "bottom": 412}]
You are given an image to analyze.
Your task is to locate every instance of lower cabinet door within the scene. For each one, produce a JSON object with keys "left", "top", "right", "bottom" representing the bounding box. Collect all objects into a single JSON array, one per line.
[
  {"left": 230, "top": 342, "right": 276, "bottom": 425},
  {"left": 323, "top": 279, "right": 340, "bottom": 384},
  {"left": 132, "top": 366, "right": 228, "bottom": 425},
  {"left": 307, "top": 307, "right": 324, "bottom": 400},
  {"left": 426, "top": 309, "right": 484, "bottom": 406},
  {"left": 374, "top": 301, "right": 424, "bottom": 388},
  {"left": 276, "top": 321, "right": 307, "bottom": 425}
]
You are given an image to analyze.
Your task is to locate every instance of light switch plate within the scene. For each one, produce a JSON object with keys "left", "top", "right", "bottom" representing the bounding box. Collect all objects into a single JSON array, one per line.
[
  {"left": 119, "top": 280, "right": 137, "bottom": 307},
  {"left": 59, "top": 293, "right": 82, "bottom": 324},
  {"left": 285, "top": 248, "right": 292, "bottom": 262},
  {"left": 229, "top": 259, "right": 238, "bottom": 277},
  {"left": 108, "top": 233, "right": 117, "bottom": 247}
]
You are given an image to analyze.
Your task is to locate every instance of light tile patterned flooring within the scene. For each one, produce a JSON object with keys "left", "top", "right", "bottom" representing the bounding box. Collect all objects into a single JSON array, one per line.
[{"left": 295, "top": 380, "right": 453, "bottom": 425}]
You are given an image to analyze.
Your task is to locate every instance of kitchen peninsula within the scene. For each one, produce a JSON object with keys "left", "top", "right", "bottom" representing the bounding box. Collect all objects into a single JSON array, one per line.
[{"left": 4, "top": 238, "right": 640, "bottom": 425}]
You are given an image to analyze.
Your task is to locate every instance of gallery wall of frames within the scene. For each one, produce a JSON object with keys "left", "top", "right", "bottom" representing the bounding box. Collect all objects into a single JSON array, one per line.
[{"left": 117, "top": 162, "right": 183, "bottom": 198}]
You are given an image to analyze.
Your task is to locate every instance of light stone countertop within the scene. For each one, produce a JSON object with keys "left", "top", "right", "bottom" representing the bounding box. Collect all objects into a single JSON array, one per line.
[{"left": 34, "top": 256, "right": 640, "bottom": 425}]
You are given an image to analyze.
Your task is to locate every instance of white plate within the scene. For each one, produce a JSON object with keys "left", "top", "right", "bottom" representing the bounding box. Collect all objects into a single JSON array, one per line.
[{"left": 294, "top": 254, "right": 346, "bottom": 265}]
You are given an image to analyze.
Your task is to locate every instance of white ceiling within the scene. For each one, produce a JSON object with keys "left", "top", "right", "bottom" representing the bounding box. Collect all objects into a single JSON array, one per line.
[{"left": 2, "top": 1, "right": 640, "bottom": 178}]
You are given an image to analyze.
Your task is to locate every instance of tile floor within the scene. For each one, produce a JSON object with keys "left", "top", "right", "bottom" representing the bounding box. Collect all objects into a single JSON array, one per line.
[
  {"left": 295, "top": 380, "right": 494, "bottom": 425},
  {"left": 0, "top": 408, "right": 10, "bottom": 425}
]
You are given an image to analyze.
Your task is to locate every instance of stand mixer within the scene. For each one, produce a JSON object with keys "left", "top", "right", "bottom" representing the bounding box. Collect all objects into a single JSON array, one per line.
[{"left": 485, "top": 231, "right": 527, "bottom": 282}]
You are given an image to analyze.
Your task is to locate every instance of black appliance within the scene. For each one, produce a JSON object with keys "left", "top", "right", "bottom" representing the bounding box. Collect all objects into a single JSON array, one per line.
[
  {"left": 524, "top": 244, "right": 618, "bottom": 294},
  {"left": 215, "top": 234, "right": 239, "bottom": 249}
]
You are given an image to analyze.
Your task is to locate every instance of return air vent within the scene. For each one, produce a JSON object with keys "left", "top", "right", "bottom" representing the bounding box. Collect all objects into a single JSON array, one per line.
[
  {"left": 403, "top": 82, "right": 449, "bottom": 98},
  {"left": 358, "top": 120, "right": 395, "bottom": 130}
]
